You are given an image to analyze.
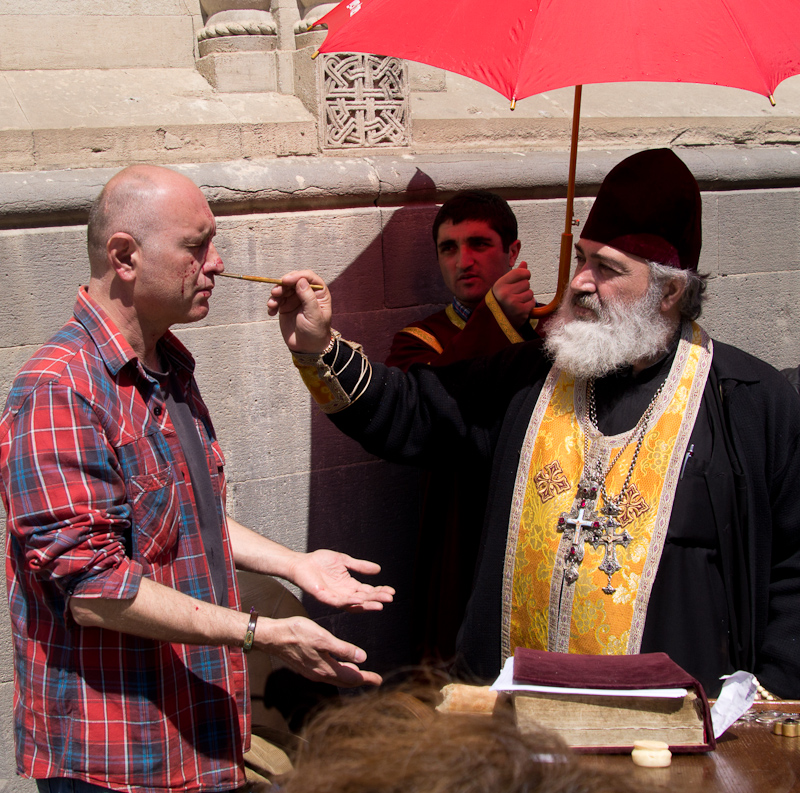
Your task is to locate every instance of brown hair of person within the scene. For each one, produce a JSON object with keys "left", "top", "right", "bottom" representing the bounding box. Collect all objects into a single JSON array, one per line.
[{"left": 281, "top": 688, "right": 644, "bottom": 793}]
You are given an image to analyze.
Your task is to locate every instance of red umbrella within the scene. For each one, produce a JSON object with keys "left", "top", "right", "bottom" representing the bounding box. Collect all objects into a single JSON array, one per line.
[{"left": 312, "top": 0, "right": 800, "bottom": 314}]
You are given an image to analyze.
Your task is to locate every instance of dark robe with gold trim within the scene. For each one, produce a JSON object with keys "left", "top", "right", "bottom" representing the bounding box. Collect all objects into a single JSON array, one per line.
[
  {"left": 332, "top": 331, "right": 800, "bottom": 698},
  {"left": 385, "top": 297, "right": 539, "bottom": 662}
]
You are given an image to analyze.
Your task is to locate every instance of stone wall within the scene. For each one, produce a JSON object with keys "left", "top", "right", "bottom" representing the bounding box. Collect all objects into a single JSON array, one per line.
[{"left": 1, "top": 146, "right": 800, "bottom": 789}]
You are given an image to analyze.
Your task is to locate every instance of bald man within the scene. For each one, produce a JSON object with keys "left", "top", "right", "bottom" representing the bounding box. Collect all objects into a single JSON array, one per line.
[{"left": 0, "top": 165, "right": 392, "bottom": 793}]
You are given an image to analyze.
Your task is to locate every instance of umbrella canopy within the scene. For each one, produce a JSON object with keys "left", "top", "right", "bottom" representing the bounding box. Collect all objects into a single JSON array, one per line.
[
  {"left": 313, "top": 0, "right": 800, "bottom": 312},
  {"left": 316, "top": 0, "right": 800, "bottom": 103}
]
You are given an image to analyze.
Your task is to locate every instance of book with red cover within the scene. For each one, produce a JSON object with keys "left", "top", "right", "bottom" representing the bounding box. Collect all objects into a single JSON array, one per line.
[{"left": 511, "top": 648, "right": 715, "bottom": 752}]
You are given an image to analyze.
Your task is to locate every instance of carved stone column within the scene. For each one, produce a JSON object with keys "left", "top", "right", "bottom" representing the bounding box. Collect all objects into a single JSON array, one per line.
[
  {"left": 196, "top": 1, "right": 279, "bottom": 92},
  {"left": 294, "top": 0, "right": 338, "bottom": 33},
  {"left": 270, "top": 0, "right": 302, "bottom": 94}
]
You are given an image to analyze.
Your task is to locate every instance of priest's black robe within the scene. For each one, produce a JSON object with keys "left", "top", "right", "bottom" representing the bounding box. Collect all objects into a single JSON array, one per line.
[{"left": 327, "top": 332, "right": 800, "bottom": 698}]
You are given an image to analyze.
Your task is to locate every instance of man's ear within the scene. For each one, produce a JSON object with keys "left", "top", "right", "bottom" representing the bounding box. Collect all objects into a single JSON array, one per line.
[
  {"left": 660, "top": 275, "right": 686, "bottom": 314},
  {"left": 106, "top": 232, "right": 139, "bottom": 282},
  {"left": 508, "top": 239, "right": 522, "bottom": 268}
]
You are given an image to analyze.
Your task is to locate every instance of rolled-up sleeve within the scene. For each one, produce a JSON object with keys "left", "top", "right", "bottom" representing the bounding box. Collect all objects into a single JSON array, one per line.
[{"left": 3, "top": 382, "right": 142, "bottom": 602}]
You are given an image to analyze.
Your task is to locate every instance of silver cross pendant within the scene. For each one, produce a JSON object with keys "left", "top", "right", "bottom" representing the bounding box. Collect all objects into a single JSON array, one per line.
[
  {"left": 588, "top": 504, "right": 633, "bottom": 595},
  {"left": 557, "top": 485, "right": 632, "bottom": 594},
  {"left": 556, "top": 479, "right": 603, "bottom": 585}
]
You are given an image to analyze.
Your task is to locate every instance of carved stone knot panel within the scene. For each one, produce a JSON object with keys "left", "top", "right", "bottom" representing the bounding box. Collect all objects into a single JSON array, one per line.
[{"left": 320, "top": 54, "right": 410, "bottom": 149}]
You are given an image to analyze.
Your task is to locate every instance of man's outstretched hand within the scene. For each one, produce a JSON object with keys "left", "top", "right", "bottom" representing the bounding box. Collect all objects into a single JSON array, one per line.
[
  {"left": 258, "top": 615, "right": 383, "bottom": 687},
  {"left": 290, "top": 549, "right": 395, "bottom": 613},
  {"left": 266, "top": 270, "right": 332, "bottom": 353}
]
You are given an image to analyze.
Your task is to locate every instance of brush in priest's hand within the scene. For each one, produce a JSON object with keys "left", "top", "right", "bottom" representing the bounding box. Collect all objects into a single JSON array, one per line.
[{"left": 217, "top": 272, "right": 324, "bottom": 290}]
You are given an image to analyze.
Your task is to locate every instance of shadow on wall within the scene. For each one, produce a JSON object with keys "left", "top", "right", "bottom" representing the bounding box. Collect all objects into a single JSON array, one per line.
[{"left": 301, "top": 170, "right": 449, "bottom": 677}]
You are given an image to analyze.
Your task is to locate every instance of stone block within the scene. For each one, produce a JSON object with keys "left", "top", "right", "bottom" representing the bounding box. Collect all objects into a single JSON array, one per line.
[
  {"left": 0, "top": 77, "right": 28, "bottom": 131},
  {"left": 380, "top": 204, "right": 445, "bottom": 309},
  {"left": 1, "top": 70, "right": 320, "bottom": 169},
  {"left": 513, "top": 196, "right": 589, "bottom": 304},
  {"left": 226, "top": 471, "right": 310, "bottom": 553},
  {"left": 716, "top": 189, "right": 800, "bottom": 276},
  {"left": 326, "top": 305, "right": 413, "bottom": 364},
  {"left": 5, "top": 69, "right": 234, "bottom": 130},
  {"left": 0, "top": 227, "right": 88, "bottom": 349},
  {"left": 192, "top": 209, "right": 384, "bottom": 327},
  {"left": 697, "top": 193, "right": 720, "bottom": 278},
  {"left": 0, "top": 347, "right": 42, "bottom": 412},
  {"left": 0, "top": 16, "right": 195, "bottom": 71},
  {"left": 702, "top": 271, "right": 800, "bottom": 370},
  {"left": 30, "top": 126, "right": 221, "bottom": 171},
  {"left": 199, "top": 33, "right": 277, "bottom": 56},
  {"left": 407, "top": 62, "right": 446, "bottom": 92},
  {"left": 197, "top": 50, "right": 279, "bottom": 93},
  {"left": 227, "top": 459, "right": 420, "bottom": 674},
  {"left": 292, "top": 43, "right": 322, "bottom": 117},
  {"left": 0, "top": 682, "right": 33, "bottom": 792},
  {"left": 0, "top": 71, "right": 34, "bottom": 175},
  {"left": 239, "top": 121, "right": 317, "bottom": 157},
  {"left": 174, "top": 320, "right": 317, "bottom": 484},
  {"left": 214, "top": 92, "right": 313, "bottom": 124},
  {"left": 0, "top": 0, "right": 193, "bottom": 13},
  {"left": 0, "top": 132, "right": 34, "bottom": 172}
]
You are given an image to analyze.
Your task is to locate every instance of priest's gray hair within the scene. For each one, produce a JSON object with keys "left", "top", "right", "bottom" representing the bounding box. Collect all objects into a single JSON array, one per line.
[{"left": 648, "top": 261, "right": 707, "bottom": 321}]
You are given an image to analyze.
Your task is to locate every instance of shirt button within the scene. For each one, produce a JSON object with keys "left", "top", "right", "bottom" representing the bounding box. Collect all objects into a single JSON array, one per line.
[{"left": 154, "top": 406, "right": 163, "bottom": 416}]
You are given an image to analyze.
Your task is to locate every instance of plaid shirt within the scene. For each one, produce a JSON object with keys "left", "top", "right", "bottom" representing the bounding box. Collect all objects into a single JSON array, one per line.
[{"left": 0, "top": 288, "right": 249, "bottom": 792}]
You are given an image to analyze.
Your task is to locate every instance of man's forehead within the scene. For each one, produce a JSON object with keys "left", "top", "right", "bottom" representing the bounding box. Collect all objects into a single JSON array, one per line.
[
  {"left": 576, "top": 238, "right": 651, "bottom": 270},
  {"left": 436, "top": 218, "right": 499, "bottom": 243},
  {"left": 157, "top": 182, "right": 215, "bottom": 228}
]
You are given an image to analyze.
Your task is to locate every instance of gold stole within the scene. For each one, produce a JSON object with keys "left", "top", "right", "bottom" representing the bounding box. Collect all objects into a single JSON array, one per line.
[{"left": 501, "top": 321, "right": 712, "bottom": 661}]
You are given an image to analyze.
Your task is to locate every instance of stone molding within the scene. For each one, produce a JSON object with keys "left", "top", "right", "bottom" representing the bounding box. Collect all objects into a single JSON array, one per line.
[
  {"left": 2, "top": 148, "right": 800, "bottom": 228},
  {"left": 198, "top": 17, "right": 277, "bottom": 40}
]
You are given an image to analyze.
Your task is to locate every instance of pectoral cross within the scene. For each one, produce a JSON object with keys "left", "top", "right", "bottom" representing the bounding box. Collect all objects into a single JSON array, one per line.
[
  {"left": 557, "top": 479, "right": 603, "bottom": 585},
  {"left": 557, "top": 482, "right": 631, "bottom": 594},
  {"left": 586, "top": 505, "right": 633, "bottom": 595}
]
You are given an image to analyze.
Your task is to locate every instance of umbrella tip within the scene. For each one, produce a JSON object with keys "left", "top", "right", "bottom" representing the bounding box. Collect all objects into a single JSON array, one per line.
[
  {"left": 769, "top": 94, "right": 776, "bottom": 107},
  {"left": 510, "top": 98, "right": 516, "bottom": 111},
  {"left": 312, "top": 49, "right": 320, "bottom": 60}
]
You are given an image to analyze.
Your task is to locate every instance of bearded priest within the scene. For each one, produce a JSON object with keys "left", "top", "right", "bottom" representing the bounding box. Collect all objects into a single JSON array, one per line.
[{"left": 267, "top": 149, "right": 800, "bottom": 700}]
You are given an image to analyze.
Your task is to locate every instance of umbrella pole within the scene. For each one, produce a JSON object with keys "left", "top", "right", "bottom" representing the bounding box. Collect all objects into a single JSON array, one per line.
[{"left": 532, "top": 84, "right": 582, "bottom": 317}]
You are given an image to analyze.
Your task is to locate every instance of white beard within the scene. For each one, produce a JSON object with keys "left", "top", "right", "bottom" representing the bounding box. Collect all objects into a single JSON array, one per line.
[{"left": 543, "top": 282, "right": 676, "bottom": 380}]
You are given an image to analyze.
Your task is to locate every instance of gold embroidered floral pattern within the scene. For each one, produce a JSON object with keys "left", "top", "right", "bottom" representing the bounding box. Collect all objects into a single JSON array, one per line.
[
  {"left": 639, "top": 431, "right": 671, "bottom": 476},
  {"left": 533, "top": 461, "right": 572, "bottom": 503},
  {"left": 616, "top": 484, "right": 650, "bottom": 527}
]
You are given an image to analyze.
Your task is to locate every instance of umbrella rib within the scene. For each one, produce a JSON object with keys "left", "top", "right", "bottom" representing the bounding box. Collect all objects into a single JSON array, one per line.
[
  {"left": 717, "top": 0, "right": 773, "bottom": 96},
  {"left": 508, "top": 1, "right": 548, "bottom": 102}
]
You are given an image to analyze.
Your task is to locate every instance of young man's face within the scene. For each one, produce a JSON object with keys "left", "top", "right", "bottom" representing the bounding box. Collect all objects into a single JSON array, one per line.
[{"left": 436, "top": 219, "right": 520, "bottom": 309}]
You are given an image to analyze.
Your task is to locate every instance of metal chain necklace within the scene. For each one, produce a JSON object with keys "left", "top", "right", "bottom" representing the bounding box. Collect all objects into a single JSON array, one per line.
[
  {"left": 556, "top": 376, "right": 666, "bottom": 594},
  {"left": 585, "top": 377, "right": 666, "bottom": 512}
]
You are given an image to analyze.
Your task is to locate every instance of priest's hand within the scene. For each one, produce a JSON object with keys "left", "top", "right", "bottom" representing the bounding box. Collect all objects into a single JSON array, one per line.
[
  {"left": 492, "top": 265, "right": 535, "bottom": 328},
  {"left": 257, "top": 615, "right": 382, "bottom": 686},
  {"left": 267, "top": 270, "right": 332, "bottom": 353},
  {"left": 289, "top": 549, "right": 395, "bottom": 613}
]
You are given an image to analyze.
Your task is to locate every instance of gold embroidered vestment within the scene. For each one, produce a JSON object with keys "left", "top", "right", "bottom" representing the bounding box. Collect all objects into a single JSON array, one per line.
[{"left": 501, "top": 322, "right": 712, "bottom": 660}]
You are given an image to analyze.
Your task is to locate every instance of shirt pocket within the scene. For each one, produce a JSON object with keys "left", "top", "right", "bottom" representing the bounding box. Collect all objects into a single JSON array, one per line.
[{"left": 127, "top": 463, "right": 181, "bottom": 562}]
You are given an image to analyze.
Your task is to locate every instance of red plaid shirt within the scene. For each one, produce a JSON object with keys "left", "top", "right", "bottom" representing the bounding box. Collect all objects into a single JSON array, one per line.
[{"left": 0, "top": 288, "right": 249, "bottom": 792}]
